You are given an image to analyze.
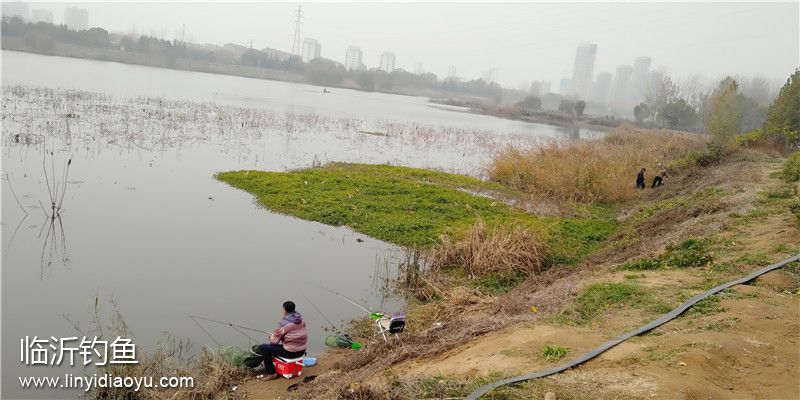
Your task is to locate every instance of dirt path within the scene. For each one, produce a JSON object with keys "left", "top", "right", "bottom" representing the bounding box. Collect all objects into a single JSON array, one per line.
[
  {"left": 238, "top": 351, "right": 344, "bottom": 399},
  {"left": 375, "top": 158, "right": 800, "bottom": 398},
  {"left": 389, "top": 267, "right": 798, "bottom": 399}
]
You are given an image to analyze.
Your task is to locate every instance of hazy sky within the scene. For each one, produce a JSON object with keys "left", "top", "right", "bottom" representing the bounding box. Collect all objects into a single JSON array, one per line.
[{"left": 29, "top": 1, "right": 800, "bottom": 87}]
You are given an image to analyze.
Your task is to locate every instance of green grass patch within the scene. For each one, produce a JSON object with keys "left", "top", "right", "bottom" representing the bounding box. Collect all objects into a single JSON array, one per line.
[
  {"left": 760, "top": 184, "right": 796, "bottom": 200},
  {"left": 773, "top": 243, "right": 791, "bottom": 254},
  {"left": 687, "top": 295, "right": 727, "bottom": 316},
  {"left": 703, "top": 316, "right": 739, "bottom": 331},
  {"left": 385, "top": 372, "right": 524, "bottom": 400},
  {"left": 540, "top": 344, "right": 570, "bottom": 361},
  {"left": 664, "top": 238, "right": 713, "bottom": 268},
  {"left": 558, "top": 282, "right": 651, "bottom": 325},
  {"left": 550, "top": 206, "right": 617, "bottom": 264},
  {"left": 624, "top": 273, "right": 646, "bottom": 280},
  {"left": 618, "top": 237, "right": 713, "bottom": 271},
  {"left": 790, "top": 201, "right": 800, "bottom": 226},
  {"left": 633, "top": 188, "right": 723, "bottom": 225},
  {"left": 474, "top": 272, "right": 526, "bottom": 295},
  {"left": 619, "top": 257, "right": 663, "bottom": 271},
  {"left": 217, "top": 163, "right": 616, "bottom": 264}
]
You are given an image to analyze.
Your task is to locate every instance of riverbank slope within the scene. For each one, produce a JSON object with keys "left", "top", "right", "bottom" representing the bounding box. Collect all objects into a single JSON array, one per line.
[{"left": 222, "top": 127, "right": 799, "bottom": 399}]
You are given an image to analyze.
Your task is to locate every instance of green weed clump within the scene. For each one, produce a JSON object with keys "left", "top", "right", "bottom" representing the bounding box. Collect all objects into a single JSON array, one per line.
[
  {"left": 383, "top": 372, "right": 523, "bottom": 400},
  {"left": 687, "top": 295, "right": 727, "bottom": 316},
  {"left": 789, "top": 201, "right": 800, "bottom": 226},
  {"left": 664, "top": 238, "right": 713, "bottom": 268},
  {"left": 672, "top": 142, "right": 725, "bottom": 169},
  {"left": 781, "top": 151, "right": 800, "bottom": 182},
  {"left": 619, "top": 237, "right": 713, "bottom": 271},
  {"left": 761, "top": 184, "right": 796, "bottom": 200},
  {"left": 559, "top": 282, "right": 651, "bottom": 325},
  {"left": 474, "top": 272, "right": 526, "bottom": 295},
  {"left": 540, "top": 344, "right": 571, "bottom": 361},
  {"left": 734, "top": 129, "right": 765, "bottom": 147},
  {"left": 619, "top": 258, "right": 663, "bottom": 271}
]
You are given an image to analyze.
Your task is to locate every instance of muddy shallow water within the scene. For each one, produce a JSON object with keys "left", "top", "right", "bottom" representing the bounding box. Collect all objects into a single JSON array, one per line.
[{"left": 1, "top": 50, "right": 600, "bottom": 399}]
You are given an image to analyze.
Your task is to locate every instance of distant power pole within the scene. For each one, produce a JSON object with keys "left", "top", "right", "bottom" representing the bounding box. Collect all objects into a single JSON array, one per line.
[{"left": 291, "top": 5, "right": 303, "bottom": 56}]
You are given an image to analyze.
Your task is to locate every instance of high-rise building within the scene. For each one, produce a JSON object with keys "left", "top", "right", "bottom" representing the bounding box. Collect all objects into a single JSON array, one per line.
[
  {"left": 559, "top": 79, "right": 572, "bottom": 95},
  {"left": 300, "top": 38, "right": 321, "bottom": 63},
  {"left": 413, "top": 62, "right": 424, "bottom": 75},
  {"left": 570, "top": 43, "right": 597, "bottom": 99},
  {"left": 530, "top": 80, "right": 552, "bottom": 97},
  {"left": 447, "top": 66, "right": 457, "bottom": 79},
  {"left": 31, "top": 8, "right": 53, "bottom": 23},
  {"left": 482, "top": 68, "right": 498, "bottom": 83},
  {"left": 589, "top": 72, "right": 613, "bottom": 104},
  {"left": 630, "top": 56, "right": 652, "bottom": 104},
  {"left": 345, "top": 46, "right": 363, "bottom": 71},
  {"left": 611, "top": 65, "right": 633, "bottom": 110},
  {"left": 64, "top": 6, "right": 88, "bottom": 30},
  {"left": 379, "top": 51, "right": 396, "bottom": 72},
  {"left": 2, "top": 2, "right": 29, "bottom": 20},
  {"left": 540, "top": 81, "right": 551, "bottom": 95}
]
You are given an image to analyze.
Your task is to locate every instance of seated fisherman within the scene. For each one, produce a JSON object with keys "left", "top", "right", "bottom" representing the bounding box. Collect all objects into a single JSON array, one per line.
[{"left": 255, "top": 300, "right": 308, "bottom": 380}]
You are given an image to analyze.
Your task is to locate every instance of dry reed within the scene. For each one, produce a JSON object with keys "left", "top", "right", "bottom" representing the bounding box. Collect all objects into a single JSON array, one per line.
[
  {"left": 428, "top": 218, "right": 548, "bottom": 278},
  {"left": 81, "top": 296, "right": 248, "bottom": 400},
  {"left": 489, "top": 124, "right": 707, "bottom": 203}
]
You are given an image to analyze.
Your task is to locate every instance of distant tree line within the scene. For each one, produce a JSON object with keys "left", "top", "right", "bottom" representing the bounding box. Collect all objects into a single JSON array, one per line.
[
  {"left": 636, "top": 66, "right": 797, "bottom": 150},
  {"left": 2, "top": 16, "right": 112, "bottom": 50},
  {"left": 628, "top": 71, "right": 777, "bottom": 136},
  {"left": 1, "top": 16, "right": 511, "bottom": 100}
]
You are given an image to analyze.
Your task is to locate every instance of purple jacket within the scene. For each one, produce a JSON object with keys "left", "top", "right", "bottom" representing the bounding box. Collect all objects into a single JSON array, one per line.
[{"left": 269, "top": 312, "right": 307, "bottom": 353}]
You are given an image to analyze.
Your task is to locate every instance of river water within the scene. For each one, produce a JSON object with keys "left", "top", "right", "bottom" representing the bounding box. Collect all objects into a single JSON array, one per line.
[{"left": 1, "top": 50, "right": 600, "bottom": 399}]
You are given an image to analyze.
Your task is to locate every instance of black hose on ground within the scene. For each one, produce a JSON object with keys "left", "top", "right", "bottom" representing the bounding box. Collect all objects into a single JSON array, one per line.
[{"left": 466, "top": 253, "right": 800, "bottom": 400}]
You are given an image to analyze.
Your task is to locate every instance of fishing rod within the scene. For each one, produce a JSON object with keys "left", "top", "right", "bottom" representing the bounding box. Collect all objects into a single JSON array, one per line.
[
  {"left": 189, "top": 315, "right": 269, "bottom": 334},
  {"left": 303, "top": 294, "right": 345, "bottom": 334},
  {"left": 303, "top": 294, "right": 363, "bottom": 350},
  {"left": 317, "top": 286, "right": 379, "bottom": 315},
  {"left": 189, "top": 315, "right": 268, "bottom": 344},
  {"left": 190, "top": 316, "right": 221, "bottom": 347}
]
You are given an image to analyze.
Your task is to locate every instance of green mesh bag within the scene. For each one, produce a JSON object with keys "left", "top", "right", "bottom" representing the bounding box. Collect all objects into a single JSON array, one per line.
[
  {"left": 219, "top": 346, "right": 263, "bottom": 368},
  {"left": 325, "top": 333, "right": 354, "bottom": 348}
]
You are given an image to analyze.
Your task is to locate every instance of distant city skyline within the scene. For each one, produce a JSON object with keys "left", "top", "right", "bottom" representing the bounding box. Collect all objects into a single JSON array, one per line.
[
  {"left": 344, "top": 46, "right": 363, "bottom": 71},
  {"left": 379, "top": 51, "right": 396, "bottom": 73},
  {"left": 2, "top": 2, "right": 797, "bottom": 87},
  {"left": 570, "top": 42, "right": 597, "bottom": 100},
  {"left": 300, "top": 38, "right": 321, "bottom": 63}
]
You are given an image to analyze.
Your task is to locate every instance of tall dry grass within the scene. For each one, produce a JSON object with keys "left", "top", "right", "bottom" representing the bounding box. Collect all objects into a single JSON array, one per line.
[
  {"left": 429, "top": 219, "right": 548, "bottom": 278},
  {"left": 489, "top": 124, "right": 708, "bottom": 203},
  {"left": 82, "top": 296, "right": 247, "bottom": 400}
]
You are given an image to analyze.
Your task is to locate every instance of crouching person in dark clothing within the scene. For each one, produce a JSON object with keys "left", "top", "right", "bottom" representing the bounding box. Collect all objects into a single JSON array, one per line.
[
  {"left": 636, "top": 168, "right": 646, "bottom": 190},
  {"left": 255, "top": 301, "right": 307, "bottom": 381}
]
